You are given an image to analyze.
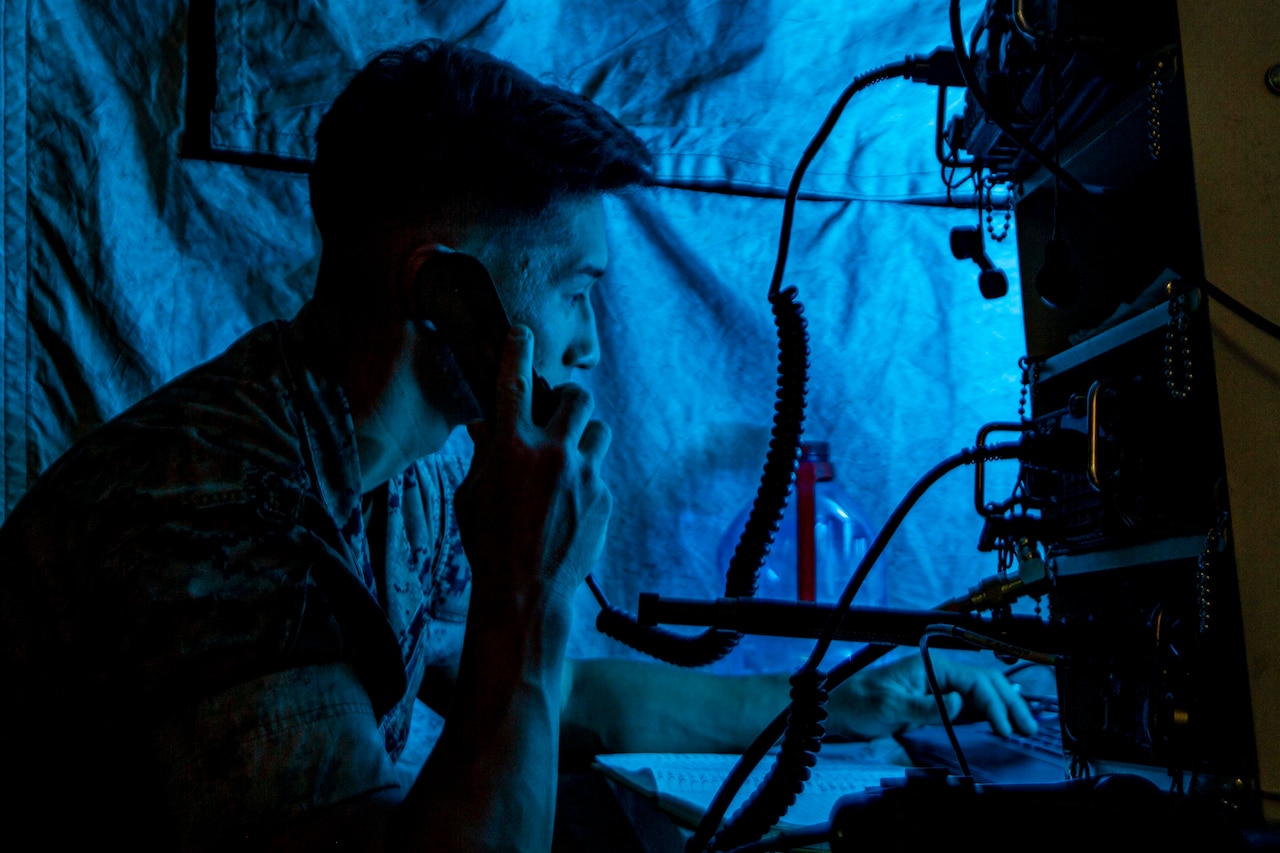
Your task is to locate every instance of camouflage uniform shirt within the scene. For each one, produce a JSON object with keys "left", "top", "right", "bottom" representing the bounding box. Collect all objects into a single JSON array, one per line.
[{"left": 0, "top": 305, "right": 473, "bottom": 843}]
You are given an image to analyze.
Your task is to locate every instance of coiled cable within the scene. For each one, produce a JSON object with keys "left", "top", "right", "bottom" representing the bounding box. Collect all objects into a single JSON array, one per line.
[
  {"left": 691, "top": 441, "right": 1026, "bottom": 852},
  {"left": 709, "top": 669, "right": 830, "bottom": 853},
  {"left": 594, "top": 57, "right": 909, "bottom": 667},
  {"left": 593, "top": 286, "right": 808, "bottom": 666}
]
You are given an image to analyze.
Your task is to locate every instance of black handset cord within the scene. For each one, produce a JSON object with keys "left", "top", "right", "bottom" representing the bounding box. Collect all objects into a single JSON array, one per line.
[
  {"left": 590, "top": 284, "right": 806, "bottom": 665},
  {"left": 592, "top": 59, "right": 909, "bottom": 667}
]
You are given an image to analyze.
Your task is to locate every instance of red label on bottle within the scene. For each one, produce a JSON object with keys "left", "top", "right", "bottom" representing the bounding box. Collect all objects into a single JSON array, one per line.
[{"left": 796, "top": 457, "right": 817, "bottom": 602}]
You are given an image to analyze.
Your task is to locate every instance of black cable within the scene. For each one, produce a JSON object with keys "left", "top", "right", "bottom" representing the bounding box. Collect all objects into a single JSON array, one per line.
[
  {"left": 806, "top": 441, "right": 1024, "bottom": 669},
  {"left": 722, "top": 288, "right": 810, "bottom": 600},
  {"left": 677, "top": 34, "right": 1089, "bottom": 846},
  {"left": 935, "top": 85, "right": 976, "bottom": 172},
  {"left": 919, "top": 631, "right": 973, "bottom": 777},
  {"left": 585, "top": 574, "right": 608, "bottom": 607},
  {"left": 769, "top": 62, "right": 906, "bottom": 298},
  {"left": 595, "top": 285, "right": 807, "bottom": 666},
  {"left": 920, "top": 623, "right": 1064, "bottom": 783},
  {"left": 955, "top": 2, "right": 1280, "bottom": 345},
  {"left": 688, "top": 644, "right": 893, "bottom": 853},
  {"left": 708, "top": 670, "right": 831, "bottom": 853},
  {"left": 593, "top": 607, "right": 742, "bottom": 666},
  {"left": 690, "top": 441, "right": 1025, "bottom": 852},
  {"left": 1198, "top": 279, "right": 1280, "bottom": 342},
  {"left": 927, "top": 623, "right": 1060, "bottom": 667},
  {"left": 595, "top": 60, "right": 910, "bottom": 669},
  {"left": 594, "top": 284, "right": 808, "bottom": 666},
  {"left": 949, "top": 0, "right": 1101, "bottom": 216}
]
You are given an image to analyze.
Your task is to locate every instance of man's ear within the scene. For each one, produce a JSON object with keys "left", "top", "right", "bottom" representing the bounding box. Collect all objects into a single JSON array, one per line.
[{"left": 403, "top": 243, "right": 461, "bottom": 322}]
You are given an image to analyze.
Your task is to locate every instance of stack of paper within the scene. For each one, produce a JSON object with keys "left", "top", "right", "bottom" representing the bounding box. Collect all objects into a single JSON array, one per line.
[{"left": 593, "top": 748, "right": 907, "bottom": 832}]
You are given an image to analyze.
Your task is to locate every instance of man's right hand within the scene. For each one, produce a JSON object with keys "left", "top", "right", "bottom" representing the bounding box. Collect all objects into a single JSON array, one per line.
[
  {"left": 454, "top": 324, "right": 613, "bottom": 624},
  {"left": 408, "top": 324, "right": 611, "bottom": 852}
]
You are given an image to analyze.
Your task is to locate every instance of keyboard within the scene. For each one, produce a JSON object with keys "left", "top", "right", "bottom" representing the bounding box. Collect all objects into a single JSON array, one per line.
[{"left": 894, "top": 711, "right": 1068, "bottom": 784}]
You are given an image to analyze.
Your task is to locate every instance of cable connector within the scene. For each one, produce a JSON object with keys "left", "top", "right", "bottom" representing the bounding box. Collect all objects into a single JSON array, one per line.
[
  {"left": 937, "top": 541, "right": 1048, "bottom": 614},
  {"left": 936, "top": 572, "right": 1023, "bottom": 613},
  {"left": 905, "top": 47, "right": 965, "bottom": 87}
]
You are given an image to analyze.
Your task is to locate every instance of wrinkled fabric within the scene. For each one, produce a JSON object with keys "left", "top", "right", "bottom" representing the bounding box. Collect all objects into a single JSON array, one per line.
[
  {"left": 2, "top": 0, "right": 1025, "bottom": 668},
  {"left": 208, "top": 0, "right": 975, "bottom": 200},
  {"left": 0, "top": 306, "right": 473, "bottom": 839}
]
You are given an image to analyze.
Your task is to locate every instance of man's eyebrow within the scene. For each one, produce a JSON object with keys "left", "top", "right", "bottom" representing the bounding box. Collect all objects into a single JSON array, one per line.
[{"left": 576, "top": 264, "right": 607, "bottom": 280}]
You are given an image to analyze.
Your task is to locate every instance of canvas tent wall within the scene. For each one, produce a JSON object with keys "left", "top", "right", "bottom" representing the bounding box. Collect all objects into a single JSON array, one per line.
[{"left": 0, "top": 0, "right": 1024, "bottom": 660}]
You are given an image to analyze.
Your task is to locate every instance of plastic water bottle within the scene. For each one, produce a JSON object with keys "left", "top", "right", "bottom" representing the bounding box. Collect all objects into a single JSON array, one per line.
[{"left": 717, "top": 441, "right": 879, "bottom": 674}]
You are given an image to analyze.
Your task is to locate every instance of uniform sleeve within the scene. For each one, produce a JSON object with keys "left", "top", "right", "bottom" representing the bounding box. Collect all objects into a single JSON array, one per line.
[
  {"left": 0, "top": 323, "right": 409, "bottom": 845},
  {"left": 148, "top": 662, "right": 403, "bottom": 847}
]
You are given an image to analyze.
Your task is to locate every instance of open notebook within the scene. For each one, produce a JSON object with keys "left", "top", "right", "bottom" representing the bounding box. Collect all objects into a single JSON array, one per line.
[{"left": 592, "top": 742, "right": 909, "bottom": 831}]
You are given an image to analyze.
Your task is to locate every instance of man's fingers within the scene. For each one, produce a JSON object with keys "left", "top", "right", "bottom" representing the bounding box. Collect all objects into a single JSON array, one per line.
[
  {"left": 997, "top": 679, "right": 1039, "bottom": 736},
  {"left": 928, "top": 659, "right": 1039, "bottom": 738},
  {"left": 901, "top": 691, "right": 962, "bottom": 727},
  {"left": 954, "top": 672, "right": 1036, "bottom": 738},
  {"left": 495, "top": 325, "right": 535, "bottom": 430},
  {"left": 580, "top": 418, "right": 612, "bottom": 465},
  {"left": 545, "top": 383, "right": 594, "bottom": 443},
  {"left": 969, "top": 678, "right": 1014, "bottom": 737},
  {"left": 942, "top": 691, "right": 964, "bottom": 723}
]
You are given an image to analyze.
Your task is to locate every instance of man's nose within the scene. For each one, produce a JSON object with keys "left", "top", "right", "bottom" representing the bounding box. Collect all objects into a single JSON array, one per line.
[{"left": 564, "top": 312, "right": 600, "bottom": 371}]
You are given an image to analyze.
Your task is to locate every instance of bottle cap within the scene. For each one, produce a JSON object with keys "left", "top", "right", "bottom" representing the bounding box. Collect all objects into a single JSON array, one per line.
[{"left": 800, "top": 441, "right": 834, "bottom": 481}]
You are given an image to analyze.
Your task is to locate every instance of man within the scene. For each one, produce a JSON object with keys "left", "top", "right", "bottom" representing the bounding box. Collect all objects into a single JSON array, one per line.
[{"left": 0, "top": 39, "right": 1034, "bottom": 850}]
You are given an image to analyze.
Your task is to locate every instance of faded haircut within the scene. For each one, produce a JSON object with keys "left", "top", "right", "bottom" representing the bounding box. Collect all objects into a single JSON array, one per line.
[{"left": 309, "top": 38, "right": 654, "bottom": 244}]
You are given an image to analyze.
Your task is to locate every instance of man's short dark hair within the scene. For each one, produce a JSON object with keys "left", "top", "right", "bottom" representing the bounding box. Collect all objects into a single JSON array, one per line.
[{"left": 310, "top": 39, "right": 653, "bottom": 241}]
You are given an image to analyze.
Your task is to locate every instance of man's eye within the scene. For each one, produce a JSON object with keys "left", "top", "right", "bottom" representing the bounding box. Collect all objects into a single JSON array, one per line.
[{"left": 567, "top": 292, "right": 587, "bottom": 306}]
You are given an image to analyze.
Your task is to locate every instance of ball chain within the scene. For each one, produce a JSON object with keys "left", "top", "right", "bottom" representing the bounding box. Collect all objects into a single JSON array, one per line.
[
  {"left": 1196, "top": 511, "right": 1228, "bottom": 637},
  {"left": 1164, "top": 286, "right": 1193, "bottom": 400},
  {"left": 1018, "top": 355, "right": 1041, "bottom": 421},
  {"left": 1147, "top": 61, "right": 1165, "bottom": 161},
  {"left": 985, "top": 176, "right": 1013, "bottom": 243}
]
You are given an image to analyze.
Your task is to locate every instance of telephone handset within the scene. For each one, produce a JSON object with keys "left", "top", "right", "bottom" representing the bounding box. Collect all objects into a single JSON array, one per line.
[{"left": 415, "top": 249, "right": 558, "bottom": 426}]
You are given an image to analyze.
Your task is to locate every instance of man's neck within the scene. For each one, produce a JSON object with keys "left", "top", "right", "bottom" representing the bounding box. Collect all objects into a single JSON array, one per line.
[{"left": 296, "top": 283, "right": 457, "bottom": 493}]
